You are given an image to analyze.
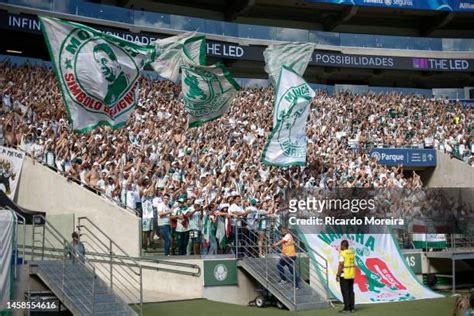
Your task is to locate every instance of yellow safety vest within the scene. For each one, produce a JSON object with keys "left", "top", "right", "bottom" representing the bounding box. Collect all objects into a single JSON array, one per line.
[
  {"left": 282, "top": 234, "right": 296, "bottom": 257},
  {"left": 340, "top": 249, "right": 356, "bottom": 279}
]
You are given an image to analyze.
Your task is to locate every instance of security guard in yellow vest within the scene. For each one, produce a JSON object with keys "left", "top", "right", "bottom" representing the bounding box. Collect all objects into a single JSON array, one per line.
[{"left": 337, "top": 240, "right": 356, "bottom": 313}]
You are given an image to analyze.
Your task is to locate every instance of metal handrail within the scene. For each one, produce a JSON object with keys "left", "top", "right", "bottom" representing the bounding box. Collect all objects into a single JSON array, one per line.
[
  {"left": 76, "top": 241, "right": 142, "bottom": 312},
  {"left": 78, "top": 217, "right": 141, "bottom": 267},
  {"left": 77, "top": 216, "right": 143, "bottom": 316},
  {"left": 79, "top": 241, "right": 141, "bottom": 300},
  {"left": 79, "top": 225, "right": 142, "bottom": 277},
  {"left": 7, "top": 207, "right": 26, "bottom": 279},
  {"left": 32, "top": 214, "right": 98, "bottom": 315},
  {"left": 235, "top": 217, "right": 331, "bottom": 304},
  {"left": 20, "top": 245, "right": 202, "bottom": 276}
]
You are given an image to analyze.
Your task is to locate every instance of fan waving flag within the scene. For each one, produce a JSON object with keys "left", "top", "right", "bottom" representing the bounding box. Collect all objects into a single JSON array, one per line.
[
  {"left": 264, "top": 42, "right": 315, "bottom": 85},
  {"left": 261, "top": 66, "right": 315, "bottom": 166},
  {"left": 151, "top": 32, "right": 206, "bottom": 82},
  {"left": 39, "top": 16, "right": 156, "bottom": 133},
  {"left": 181, "top": 46, "right": 240, "bottom": 128}
]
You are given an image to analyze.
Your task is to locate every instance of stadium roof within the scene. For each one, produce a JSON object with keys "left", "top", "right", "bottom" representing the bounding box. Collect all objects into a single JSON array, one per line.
[{"left": 108, "top": 0, "right": 474, "bottom": 37}]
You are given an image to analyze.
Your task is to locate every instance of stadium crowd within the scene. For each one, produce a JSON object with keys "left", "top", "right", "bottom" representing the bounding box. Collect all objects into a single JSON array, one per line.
[{"left": 1, "top": 62, "right": 472, "bottom": 254}]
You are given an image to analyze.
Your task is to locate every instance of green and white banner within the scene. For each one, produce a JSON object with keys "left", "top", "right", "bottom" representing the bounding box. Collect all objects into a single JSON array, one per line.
[
  {"left": 263, "top": 42, "right": 315, "bottom": 85},
  {"left": 0, "top": 210, "right": 14, "bottom": 313},
  {"left": 203, "top": 259, "right": 238, "bottom": 287},
  {"left": 151, "top": 32, "right": 206, "bottom": 83},
  {"left": 301, "top": 232, "right": 443, "bottom": 304},
  {"left": 412, "top": 220, "right": 447, "bottom": 249},
  {"left": 181, "top": 58, "right": 240, "bottom": 128},
  {"left": 261, "top": 66, "right": 315, "bottom": 166},
  {"left": 412, "top": 234, "right": 447, "bottom": 249},
  {"left": 39, "top": 16, "right": 156, "bottom": 133}
]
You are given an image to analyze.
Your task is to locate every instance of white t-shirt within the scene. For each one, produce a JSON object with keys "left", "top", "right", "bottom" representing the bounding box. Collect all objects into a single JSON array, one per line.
[
  {"left": 229, "top": 203, "right": 244, "bottom": 226},
  {"left": 142, "top": 198, "right": 154, "bottom": 220},
  {"left": 156, "top": 201, "right": 171, "bottom": 226},
  {"left": 125, "top": 189, "right": 140, "bottom": 209},
  {"left": 187, "top": 206, "right": 202, "bottom": 231}
]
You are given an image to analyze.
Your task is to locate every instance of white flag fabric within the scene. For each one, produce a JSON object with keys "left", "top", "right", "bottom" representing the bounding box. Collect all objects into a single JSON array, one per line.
[
  {"left": 151, "top": 32, "right": 206, "bottom": 82},
  {"left": 0, "top": 146, "right": 24, "bottom": 200},
  {"left": 2, "top": 95, "right": 11, "bottom": 109},
  {"left": 301, "top": 232, "right": 443, "bottom": 304},
  {"left": 261, "top": 66, "right": 315, "bottom": 166},
  {"left": 264, "top": 42, "right": 315, "bottom": 85},
  {"left": 181, "top": 57, "right": 240, "bottom": 128},
  {"left": 39, "top": 16, "right": 156, "bottom": 133}
]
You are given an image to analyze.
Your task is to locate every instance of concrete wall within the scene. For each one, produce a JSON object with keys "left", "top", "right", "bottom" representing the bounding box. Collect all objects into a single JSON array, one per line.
[
  {"left": 203, "top": 269, "right": 259, "bottom": 305},
  {"left": 15, "top": 157, "right": 141, "bottom": 256},
  {"left": 132, "top": 258, "right": 258, "bottom": 305},
  {"left": 422, "top": 151, "right": 474, "bottom": 188}
]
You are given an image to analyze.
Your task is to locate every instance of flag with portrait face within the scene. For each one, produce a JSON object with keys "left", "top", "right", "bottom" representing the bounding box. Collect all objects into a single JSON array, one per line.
[{"left": 39, "top": 16, "right": 156, "bottom": 133}]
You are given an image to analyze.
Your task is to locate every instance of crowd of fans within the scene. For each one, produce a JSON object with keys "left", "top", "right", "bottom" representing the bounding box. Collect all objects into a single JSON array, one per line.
[{"left": 1, "top": 62, "right": 472, "bottom": 255}]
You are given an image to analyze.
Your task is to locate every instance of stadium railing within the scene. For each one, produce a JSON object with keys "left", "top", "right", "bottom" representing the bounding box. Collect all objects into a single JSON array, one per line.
[
  {"left": 233, "top": 216, "right": 332, "bottom": 308},
  {"left": 29, "top": 213, "right": 139, "bottom": 315}
]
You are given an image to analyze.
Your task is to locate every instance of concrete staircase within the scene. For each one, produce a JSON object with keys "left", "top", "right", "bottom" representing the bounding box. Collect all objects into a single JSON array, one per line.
[
  {"left": 238, "top": 256, "right": 328, "bottom": 311},
  {"left": 30, "top": 260, "right": 135, "bottom": 315}
]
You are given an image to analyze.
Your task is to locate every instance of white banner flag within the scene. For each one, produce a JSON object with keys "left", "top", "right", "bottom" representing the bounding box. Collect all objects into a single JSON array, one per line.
[
  {"left": 261, "top": 66, "right": 314, "bottom": 166},
  {"left": 151, "top": 32, "right": 206, "bottom": 83},
  {"left": 264, "top": 42, "right": 315, "bottom": 85},
  {"left": 39, "top": 16, "right": 156, "bottom": 133},
  {"left": 301, "top": 232, "right": 443, "bottom": 304},
  {"left": 181, "top": 60, "right": 240, "bottom": 128},
  {"left": 2, "top": 94, "right": 11, "bottom": 109},
  {"left": 0, "top": 146, "right": 24, "bottom": 200}
]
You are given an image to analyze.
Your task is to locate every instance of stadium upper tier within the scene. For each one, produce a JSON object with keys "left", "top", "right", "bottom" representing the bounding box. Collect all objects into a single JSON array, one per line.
[{"left": 1, "top": 0, "right": 473, "bottom": 52}]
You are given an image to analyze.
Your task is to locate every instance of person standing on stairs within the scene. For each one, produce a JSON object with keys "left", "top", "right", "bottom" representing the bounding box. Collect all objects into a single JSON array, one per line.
[
  {"left": 272, "top": 227, "right": 300, "bottom": 289},
  {"left": 68, "top": 232, "right": 86, "bottom": 263}
]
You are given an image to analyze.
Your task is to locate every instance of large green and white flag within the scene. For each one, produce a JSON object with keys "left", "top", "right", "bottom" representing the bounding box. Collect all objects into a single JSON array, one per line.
[
  {"left": 39, "top": 16, "right": 156, "bottom": 133},
  {"left": 181, "top": 59, "right": 240, "bottom": 128},
  {"left": 261, "top": 66, "right": 315, "bottom": 166},
  {"left": 151, "top": 32, "right": 206, "bottom": 82},
  {"left": 263, "top": 42, "right": 315, "bottom": 85}
]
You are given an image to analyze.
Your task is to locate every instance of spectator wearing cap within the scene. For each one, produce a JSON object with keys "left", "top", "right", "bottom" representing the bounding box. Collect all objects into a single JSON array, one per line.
[
  {"left": 172, "top": 195, "right": 190, "bottom": 255},
  {"left": 187, "top": 198, "right": 204, "bottom": 255}
]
